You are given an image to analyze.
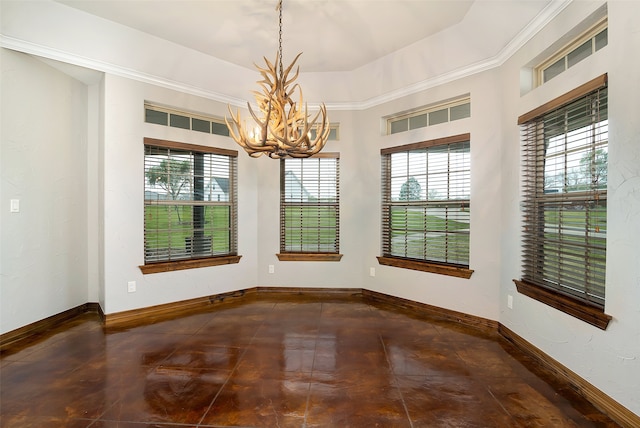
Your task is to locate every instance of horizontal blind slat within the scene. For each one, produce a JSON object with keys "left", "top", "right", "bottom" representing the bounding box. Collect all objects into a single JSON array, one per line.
[{"left": 520, "top": 86, "right": 607, "bottom": 308}]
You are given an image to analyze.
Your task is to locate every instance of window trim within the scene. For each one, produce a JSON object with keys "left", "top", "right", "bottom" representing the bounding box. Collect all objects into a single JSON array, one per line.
[
  {"left": 140, "top": 137, "right": 240, "bottom": 274},
  {"left": 513, "top": 280, "right": 611, "bottom": 330},
  {"left": 278, "top": 152, "right": 342, "bottom": 262},
  {"left": 277, "top": 253, "right": 343, "bottom": 262},
  {"left": 377, "top": 256, "right": 473, "bottom": 279},
  {"left": 140, "top": 255, "right": 241, "bottom": 274},
  {"left": 518, "top": 74, "right": 607, "bottom": 124},
  {"left": 516, "top": 74, "right": 611, "bottom": 329},
  {"left": 379, "top": 133, "right": 472, "bottom": 277}
]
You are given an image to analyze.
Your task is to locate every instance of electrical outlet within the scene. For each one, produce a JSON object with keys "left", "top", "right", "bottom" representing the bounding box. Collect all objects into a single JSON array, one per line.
[
  {"left": 369, "top": 267, "right": 375, "bottom": 277},
  {"left": 268, "top": 265, "right": 275, "bottom": 274},
  {"left": 128, "top": 281, "right": 136, "bottom": 293},
  {"left": 507, "top": 294, "right": 513, "bottom": 309}
]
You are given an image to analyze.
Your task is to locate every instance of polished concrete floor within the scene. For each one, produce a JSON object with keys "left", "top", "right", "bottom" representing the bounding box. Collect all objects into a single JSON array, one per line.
[{"left": 0, "top": 293, "right": 620, "bottom": 427}]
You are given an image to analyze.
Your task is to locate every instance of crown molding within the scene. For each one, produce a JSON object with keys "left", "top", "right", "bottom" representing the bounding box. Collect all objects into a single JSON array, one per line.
[
  {"left": 0, "top": 35, "right": 247, "bottom": 107},
  {"left": 0, "top": 1, "right": 570, "bottom": 111},
  {"left": 346, "top": 0, "right": 572, "bottom": 111}
]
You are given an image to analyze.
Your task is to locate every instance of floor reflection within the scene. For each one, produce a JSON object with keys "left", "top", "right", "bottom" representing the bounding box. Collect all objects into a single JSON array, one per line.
[{"left": 0, "top": 295, "right": 621, "bottom": 427}]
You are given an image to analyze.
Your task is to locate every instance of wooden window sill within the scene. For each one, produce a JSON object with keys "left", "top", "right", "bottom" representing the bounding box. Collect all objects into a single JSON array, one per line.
[
  {"left": 513, "top": 279, "right": 611, "bottom": 330},
  {"left": 139, "top": 255, "right": 242, "bottom": 274},
  {"left": 376, "top": 256, "right": 473, "bottom": 279},
  {"left": 277, "top": 253, "right": 343, "bottom": 262}
]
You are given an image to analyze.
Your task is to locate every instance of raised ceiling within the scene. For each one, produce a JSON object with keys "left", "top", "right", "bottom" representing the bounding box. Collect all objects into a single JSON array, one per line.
[{"left": 54, "top": 0, "right": 556, "bottom": 73}]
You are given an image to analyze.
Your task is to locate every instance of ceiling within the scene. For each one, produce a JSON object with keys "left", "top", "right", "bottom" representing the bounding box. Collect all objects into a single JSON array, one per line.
[{"left": 54, "top": 0, "right": 555, "bottom": 74}]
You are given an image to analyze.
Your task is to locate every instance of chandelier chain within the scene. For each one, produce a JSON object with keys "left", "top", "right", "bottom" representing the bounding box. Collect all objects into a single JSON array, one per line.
[{"left": 278, "top": 0, "right": 283, "bottom": 81}]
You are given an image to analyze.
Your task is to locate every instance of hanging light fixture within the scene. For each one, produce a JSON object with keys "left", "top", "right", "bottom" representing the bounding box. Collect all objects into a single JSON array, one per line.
[{"left": 225, "top": 0, "right": 330, "bottom": 159}]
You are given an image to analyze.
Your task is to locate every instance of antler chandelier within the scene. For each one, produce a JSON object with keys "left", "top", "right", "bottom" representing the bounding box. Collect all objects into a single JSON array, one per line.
[{"left": 225, "top": 0, "right": 329, "bottom": 159}]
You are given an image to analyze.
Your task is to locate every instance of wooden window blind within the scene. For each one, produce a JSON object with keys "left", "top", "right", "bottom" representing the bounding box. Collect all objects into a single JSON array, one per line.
[
  {"left": 143, "top": 138, "right": 238, "bottom": 265},
  {"left": 280, "top": 154, "right": 340, "bottom": 256},
  {"left": 380, "top": 134, "right": 471, "bottom": 269},
  {"left": 518, "top": 77, "right": 608, "bottom": 311}
]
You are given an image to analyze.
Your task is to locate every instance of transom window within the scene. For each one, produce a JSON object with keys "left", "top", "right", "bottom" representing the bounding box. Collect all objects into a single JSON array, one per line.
[
  {"left": 516, "top": 74, "right": 610, "bottom": 329},
  {"left": 141, "top": 138, "right": 239, "bottom": 273},
  {"left": 537, "top": 21, "right": 607, "bottom": 85},
  {"left": 144, "top": 103, "right": 230, "bottom": 137},
  {"left": 378, "top": 134, "right": 472, "bottom": 278},
  {"left": 386, "top": 98, "right": 470, "bottom": 135},
  {"left": 278, "top": 154, "right": 341, "bottom": 261}
]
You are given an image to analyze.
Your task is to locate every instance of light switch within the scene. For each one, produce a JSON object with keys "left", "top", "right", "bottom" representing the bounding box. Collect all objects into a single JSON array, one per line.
[{"left": 10, "top": 199, "right": 19, "bottom": 213}]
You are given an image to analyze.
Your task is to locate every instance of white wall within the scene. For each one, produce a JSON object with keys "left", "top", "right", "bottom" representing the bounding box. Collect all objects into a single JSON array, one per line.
[
  {"left": 499, "top": 0, "right": 640, "bottom": 416},
  {"left": 100, "top": 74, "right": 259, "bottom": 314},
  {"left": 254, "top": 108, "right": 368, "bottom": 289},
  {"left": 0, "top": 50, "right": 89, "bottom": 332},
  {"left": 360, "top": 69, "right": 504, "bottom": 321}
]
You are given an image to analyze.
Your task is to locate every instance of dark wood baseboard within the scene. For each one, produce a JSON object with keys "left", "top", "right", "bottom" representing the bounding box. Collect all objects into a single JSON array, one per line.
[
  {"left": 104, "top": 288, "right": 257, "bottom": 327},
  {"left": 256, "top": 287, "right": 361, "bottom": 298},
  {"left": 362, "top": 289, "right": 498, "bottom": 335},
  {"left": 0, "top": 302, "right": 103, "bottom": 349},
  {"left": 105, "top": 287, "right": 361, "bottom": 327},
  {"left": 499, "top": 325, "right": 639, "bottom": 428},
  {"left": 2, "top": 289, "right": 637, "bottom": 426}
]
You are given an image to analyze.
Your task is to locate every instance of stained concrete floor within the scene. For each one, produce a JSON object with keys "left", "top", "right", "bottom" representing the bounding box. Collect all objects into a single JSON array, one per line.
[{"left": 0, "top": 293, "right": 620, "bottom": 427}]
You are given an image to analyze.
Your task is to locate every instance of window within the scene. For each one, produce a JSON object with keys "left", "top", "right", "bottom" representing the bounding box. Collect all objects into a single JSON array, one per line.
[
  {"left": 145, "top": 102, "right": 340, "bottom": 142},
  {"left": 144, "top": 103, "right": 230, "bottom": 137},
  {"left": 378, "top": 134, "right": 472, "bottom": 278},
  {"left": 537, "top": 22, "right": 607, "bottom": 85},
  {"left": 515, "top": 74, "right": 610, "bottom": 329},
  {"left": 386, "top": 98, "right": 470, "bottom": 135},
  {"left": 278, "top": 154, "right": 342, "bottom": 262},
  {"left": 309, "top": 124, "right": 340, "bottom": 141},
  {"left": 141, "top": 138, "right": 240, "bottom": 273}
]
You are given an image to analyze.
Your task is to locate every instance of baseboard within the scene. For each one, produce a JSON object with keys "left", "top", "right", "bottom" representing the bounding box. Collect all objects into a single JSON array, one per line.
[
  {"left": 105, "top": 287, "right": 360, "bottom": 327},
  {"left": 256, "top": 286, "right": 362, "bottom": 298},
  {"left": 0, "top": 302, "right": 103, "bottom": 349},
  {"left": 499, "top": 325, "right": 640, "bottom": 428},
  {"left": 104, "top": 288, "right": 257, "bottom": 327},
  {"left": 362, "top": 289, "right": 499, "bottom": 334}
]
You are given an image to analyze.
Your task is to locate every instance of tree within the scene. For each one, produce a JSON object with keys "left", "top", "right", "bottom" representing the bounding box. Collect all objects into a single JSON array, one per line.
[
  {"left": 146, "top": 158, "right": 191, "bottom": 221},
  {"left": 399, "top": 177, "right": 421, "bottom": 200},
  {"left": 580, "top": 148, "right": 607, "bottom": 189},
  {"left": 563, "top": 149, "right": 608, "bottom": 192}
]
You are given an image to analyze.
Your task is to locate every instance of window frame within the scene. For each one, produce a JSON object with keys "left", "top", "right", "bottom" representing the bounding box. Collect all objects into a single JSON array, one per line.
[
  {"left": 378, "top": 133, "right": 473, "bottom": 279},
  {"left": 515, "top": 74, "right": 611, "bottom": 330},
  {"left": 140, "top": 137, "right": 240, "bottom": 274},
  {"left": 277, "top": 152, "right": 342, "bottom": 262}
]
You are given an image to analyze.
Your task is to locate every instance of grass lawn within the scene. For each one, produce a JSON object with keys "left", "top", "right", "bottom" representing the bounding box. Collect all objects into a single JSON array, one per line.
[
  {"left": 282, "top": 205, "right": 338, "bottom": 252},
  {"left": 144, "top": 204, "right": 231, "bottom": 256},
  {"left": 388, "top": 207, "right": 470, "bottom": 265}
]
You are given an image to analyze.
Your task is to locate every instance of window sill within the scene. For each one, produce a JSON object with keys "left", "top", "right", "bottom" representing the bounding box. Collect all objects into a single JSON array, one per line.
[
  {"left": 139, "top": 255, "right": 242, "bottom": 274},
  {"left": 513, "top": 279, "right": 611, "bottom": 330},
  {"left": 277, "top": 253, "right": 343, "bottom": 262},
  {"left": 376, "top": 256, "right": 473, "bottom": 279}
]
